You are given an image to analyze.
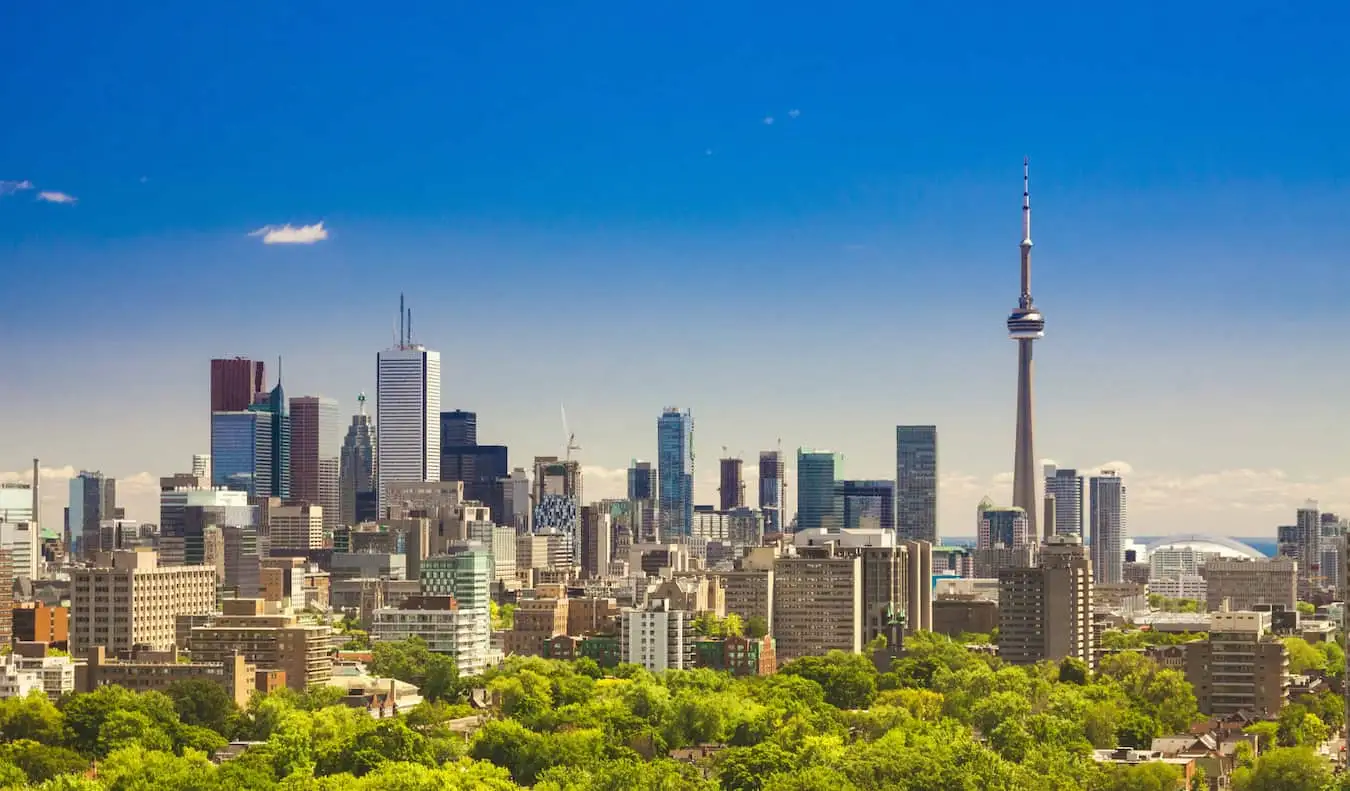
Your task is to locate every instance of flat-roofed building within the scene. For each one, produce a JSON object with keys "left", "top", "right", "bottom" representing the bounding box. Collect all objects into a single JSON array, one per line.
[
  {"left": 77, "top": 645, "right": 253, "bottom": 707},
  {"left": 998, "top": 535, "right": 1094, "bottom": 666},
  {"left": 1200, "top": 558, "right": 1297, "bottom": 613},
  {"left": 189, "top": 599, "right": 333, "bottom": 690},
  {"left": 1184, "top": 610, "right": 1287, "bottom": 717},
  {"left": 70, "top": 550, "right": 217, "bottom": 657}
]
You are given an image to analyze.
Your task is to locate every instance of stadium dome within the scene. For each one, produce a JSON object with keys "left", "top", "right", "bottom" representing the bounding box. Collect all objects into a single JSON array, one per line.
[{"left": 1142, "top": 533, "right": 1265, "bottom": 560}]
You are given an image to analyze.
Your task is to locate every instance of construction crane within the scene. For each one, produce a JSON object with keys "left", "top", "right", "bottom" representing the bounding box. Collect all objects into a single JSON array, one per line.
[{"left": 561, "top": 404, "right": 581, "bottom": 463}]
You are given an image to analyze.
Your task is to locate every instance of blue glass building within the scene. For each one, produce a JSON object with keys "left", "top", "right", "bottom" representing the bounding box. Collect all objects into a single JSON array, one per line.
[
  {"left": 656, "top": 408, "right": 693, "bottom": 540},
  {"left": 836, "top": 479, "right": 896, "bottom": 531},
  {"left": 796, "top": 449, "right": 842, "bottom": 532},
  {"left": 211, "top": 412, "right": 273, "bottom": 496},
  {"left": 248, "top": 382, "right": 291, "bottom": 499}
]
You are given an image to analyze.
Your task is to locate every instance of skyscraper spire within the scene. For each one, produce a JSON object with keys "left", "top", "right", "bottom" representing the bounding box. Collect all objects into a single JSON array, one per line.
[{"left": 1020, "top": 157, "right": 1033, "bottom": 307}]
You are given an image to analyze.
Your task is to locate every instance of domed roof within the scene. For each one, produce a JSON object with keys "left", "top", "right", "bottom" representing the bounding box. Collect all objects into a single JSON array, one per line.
[{"left": 1142, "top": 533, "right": 1265, "bottom": 560}]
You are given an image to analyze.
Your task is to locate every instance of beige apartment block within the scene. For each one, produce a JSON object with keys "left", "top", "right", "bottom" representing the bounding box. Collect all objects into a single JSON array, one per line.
[
  {"left": 78, "top": 645, "right": 254, "bottom": 707},
  {"left": 70, "top": 550, "right": 217, "bottom": 657},
  {"left": 998, "top": 535, "right": 1094, "bottom": 666},
  {"left": 1185, "top": 610, "right": 1288, "bottom": 717},
  {"left": 1200, "top": 558, "right": 1297, "bottom": 613},
  {"left": 269, "top": 504, "right": 324, "bottom": 552},
  {"left": 504, "top": 597, "right": 568, "bottom": 657},
  {"left": 772, "top": 553, "right": 862, "bottom": 663},
  {"left": 720, "top": 569, "right": 774, "bottom": 633},
  {"left": 189, "top": 598, "right": 333, "bottom": 690}
]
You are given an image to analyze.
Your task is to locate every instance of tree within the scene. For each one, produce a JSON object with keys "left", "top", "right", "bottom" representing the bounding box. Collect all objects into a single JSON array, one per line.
[
  {"left": 745, "top": 616, "right": 769, "bottom": 640},
  {"left": 717, "top": 742, "right": 797, "bottom": 791},
  {"left": 167, "top": 678, "right": 238, "bottom": 735},
  {"left": 1296, "top": 602, "right": 1316, "bottom": 616},
  {"left": 1090, "top": 761, "right": 1182, "bottom": 791},
  {"left": 779, "top": 652, "right": 877, "bottom": 710},
  {"left": 723, "top": 613, "right": 745, "bottom": 638},
  {"left": 1059, "top": 657, "right": 1089, "bottom": 685},
  {"left": 1282, "top": 637, "right": 1326, "bottom": 674},
  {"left": 0, "top": 691, "right": 65, "bottom": 743},
  {"left": 0, "top": 740, "right": 88, "bottom": 784},
  {"left": 1232, "top": 746, "right": 1333, "bottom": 790},
  {"left": 1275, "top": 705, "right": 1328, "bottom": 748}
]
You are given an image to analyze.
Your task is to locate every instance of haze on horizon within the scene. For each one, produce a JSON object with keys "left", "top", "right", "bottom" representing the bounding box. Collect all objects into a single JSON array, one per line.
[{"left": 3, "top": 3, "right": 1349, "bottom": 540}]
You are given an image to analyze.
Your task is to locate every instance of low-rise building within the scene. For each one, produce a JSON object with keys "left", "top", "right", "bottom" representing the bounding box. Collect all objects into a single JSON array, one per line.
[
  {"left": 693, "top": 635, "right": 777, "bottom": 676},
  {"left": 372, "top": 595, "right": 492, "bottom": 676},
  {"left": 932, "top": 597, "right": 998, "bottom": 637},
  {"left": 504, "top": 597, "right": 568, "bottom": 657},
  {"left": 9, "top": 642, "right": 75, "bottom": 700},
  {"left": 12, "top": 603, "right": 68, "bottom": 647},
  {"left": 189, "top": 599, "right": 333, "bottom": 690},
  {"left": 77, "top": 646, "right": 253, "bottom": 706},
  {"left": 1201, "top": 558, "right": 1297, "bottom": 613}
]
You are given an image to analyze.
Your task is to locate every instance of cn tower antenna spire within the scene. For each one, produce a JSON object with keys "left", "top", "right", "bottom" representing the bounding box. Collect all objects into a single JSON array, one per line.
[
  {"left": 1007, "top": 157, "right": 1046, "bottom": 539},
  {"left": 1020, "top": 157, "right": 1033, "bottom": 306}
]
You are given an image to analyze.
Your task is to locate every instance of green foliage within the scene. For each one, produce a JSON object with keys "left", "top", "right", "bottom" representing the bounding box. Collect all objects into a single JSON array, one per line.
[
  {"left": 1147, "top": 595, "right": 1202, "bottom": 613},
  {"left": 368, "top": 637, "right": 462, "bottom": 703},
  {"left": 1232, "top": 745, "right": 1334, "bottom": 790},
  {"left": 1282, "top": 637, "right": 1326, "bottom": 674},
  {"left": 1099, "top": 629, "right": 1204, "bottom": 651},
  {"left": 1296, "top": 601, "right": 1316, "bottom": 616},
  {"left": 779, "top": 651, "right": 877, "bottom": 710},
  {"left": 491, "top": 601, "right": 516, "bottom": 631},
  {"left": 166, "top": 678, "right": 239, "bottom": 734},
  {"left": 744, "top": 616, "right": 769, "bottom": 640},
  {"left": 1058, "top": 657, "right": 1089, "bottom": 685}
]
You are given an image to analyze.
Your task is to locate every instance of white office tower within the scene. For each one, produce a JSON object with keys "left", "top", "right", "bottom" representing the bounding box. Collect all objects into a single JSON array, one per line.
[{"left": 376, "top": 297, "right": 441, "bottom": 517}]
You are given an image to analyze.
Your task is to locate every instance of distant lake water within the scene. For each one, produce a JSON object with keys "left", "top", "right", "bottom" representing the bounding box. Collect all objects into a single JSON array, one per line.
[{"left": 942, "top": 536, "right": 1278, "bottom": 558}]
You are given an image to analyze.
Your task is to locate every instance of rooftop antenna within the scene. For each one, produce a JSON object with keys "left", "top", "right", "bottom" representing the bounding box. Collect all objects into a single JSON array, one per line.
[
  {"left": 357, "top": 392, "right": 367, "bottom": 416},
  {"left": 407, "top": 307, "right": 413, "bottom": 346},
  {"left": 399, "top": 293, "right": 406, "bottom": 347}
]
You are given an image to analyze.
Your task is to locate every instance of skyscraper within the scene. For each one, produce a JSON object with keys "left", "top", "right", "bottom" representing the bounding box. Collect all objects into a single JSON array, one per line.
[
  {"left": 339, "top": 394, "right": 376, "bottom": 526},
  {"left": 439, "top": 410, "right": 507, "bottom": 521},
  {"left": 836, "top": 480, "right": 895, "bottom": 531},
  {"left": 68, "top": 471, "right": 116, "bottom": 557},
  {"left": 376, "top": 298, "right": 441, "bottom": 517},
  {"left": 758, "top": 450, "right": 785, "bottom": 534},
  {"left": 627, "top": 460, "right": 657, "bottom": 543},
  {"left": 719, "top": 457, "right": 744, "bottom": 511},
  {"left": 1294, "top": 501, "right": 1322, "bottom": 590},
  {"left": 1043, "top": 464, "right": 1084, "bottom": 540},
  {"left": 657, "top": 408, "right": 694, "bottom": 540},
  {"left": 1089, "top": 470, "right": 1127, "bottom": 584},
  {"left": 796, "top": 450, "right": 841, "bottom": 532},
  {"left": 895, "top": 426, "right": 938, "bottom": 542},
  {"left": 1007, "top": 159, "right": 1046, "bottom": 537},
  {"left": 211, "top": 411, "right": 274, "bottom": 497},
  {"left": 210, "top": 358, "right": 266, "bottom": 413},
  {"left": 290, "top": 395, "right": 340, "bottom": 531},
  {"left": 440, "top": 410, "right": 477, "bottom": 446},
  {"left": 248, "top": 382, "right": 291, "bottom": 500}
]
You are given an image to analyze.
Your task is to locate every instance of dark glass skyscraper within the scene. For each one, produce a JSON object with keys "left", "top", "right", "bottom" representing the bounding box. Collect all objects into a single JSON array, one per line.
[
  {"left": 656, "top": 408, "right": 694, "bottom": 539},
  {"left": 719, "top": 457, "right": 745, "bottom": 511},
  {"left": 758, "top": 450, "right": 784, "bottom": 533},
  {"left": 439, "top": 410, "right": 508, "bottom": 522},
  {"left": 249, "top": 383, "right": 291, "bottom": 500},
  {"left": 835, "top": 479, "right": 895, "bottom": 531},
  {"left": 895, "top": 425, "right": 938, "bottom": 543},
  {"left": 68, "top": 471, "right": 116, "bottom": 557},
  {"left": 440, "top": 410, "right": 477, "bottom": 446},
  {"left": 340, "top": 395, "right": 376, "bottom": 526}
]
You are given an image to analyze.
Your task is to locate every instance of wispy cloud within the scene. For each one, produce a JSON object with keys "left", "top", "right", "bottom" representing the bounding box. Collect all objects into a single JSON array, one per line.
[
  {"left": 0, "top": 180, "right": 34, "bottom": 196},
  {"left": 36, "top": 191, "right": 77, "bottom": 204},
  {"left": 249, "top": 221, "right": 329, "bottom": 245},
  {"left": 762, "top": 116, "right": 775, "bottom": 126},
  {"left": 788, "top": 109, "right": 801, "bottom": 119}
]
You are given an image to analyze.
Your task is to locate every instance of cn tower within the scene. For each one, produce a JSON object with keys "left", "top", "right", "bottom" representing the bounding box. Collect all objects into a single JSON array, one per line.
[{"left": 1007, "top": 158, "right": 1045, "bottom": 537}]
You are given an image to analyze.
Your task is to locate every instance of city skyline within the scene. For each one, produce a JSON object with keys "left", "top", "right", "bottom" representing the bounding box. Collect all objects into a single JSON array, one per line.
[{"left": 5, "top": 4, "right": 1350, "bottom": 539}]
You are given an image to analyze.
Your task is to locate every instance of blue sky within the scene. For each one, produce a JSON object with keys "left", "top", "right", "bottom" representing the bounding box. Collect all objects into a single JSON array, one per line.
[{"left": 3, "top": 2, "right": 1350, "bottom": 537}]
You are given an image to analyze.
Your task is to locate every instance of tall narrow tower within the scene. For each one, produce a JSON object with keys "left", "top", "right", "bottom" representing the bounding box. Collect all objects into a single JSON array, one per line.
[{"left": 1007, "top": 159, "right": 1045, "bottom": 537}]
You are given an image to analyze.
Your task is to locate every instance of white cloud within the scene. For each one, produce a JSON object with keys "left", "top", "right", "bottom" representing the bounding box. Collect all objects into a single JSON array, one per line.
[
  {"left": 36, "top": 191, "right": 77, "bottom": 204},
  {"left": 788, "top": 109, "right": 801, "bottom": 119},
  {"left": 0, "top": 180, "right": 34, "bottom": 196},
  {"left": 762, "top": 116, "right": 775, "bottom": 125},
  {"left": 249, "top": 221, "right": 329, "bottom": 245}
]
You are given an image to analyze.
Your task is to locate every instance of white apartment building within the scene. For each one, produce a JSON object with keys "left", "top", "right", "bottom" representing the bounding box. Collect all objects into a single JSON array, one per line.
[
  {"left": 372, "top": 595, "right": 491, "bottom": 675},
  {"left": 7, "top": 646, "right": 75, "bottom": 700},
  {"left": 1148, "top": 575, "right": 1207, "bottom": 602},
  {"left": 0, "top": 522, "right": 39, "bottom": 580},
  {"left": 0, "top": 660, "right": 42, "bottom": 699},
  {"left": 619, "top": 599, "right": 693, "bottom": 672}
]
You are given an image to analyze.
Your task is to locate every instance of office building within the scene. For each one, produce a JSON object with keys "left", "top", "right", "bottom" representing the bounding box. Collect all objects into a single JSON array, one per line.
[
  {"left": 210, "top": 357, "right": 266, "bottom": 413},
  {"left": 620, "top": 599, "right": 693, "bottom": 672},
  {"left": 836, "top": 479, "right": 896, "bottom": 531},
  {"left": 438, "top": 410, "right": 508, "bottom": 520},
  {"left": 974, "top": 503, "right": 1035, "bottom": 578},
  {"left": 79, "top": 646, "right": 253, "bottom": 707},
  {"left": 501, "top": 468, "right": 531, "bottom": 533},
  {"left": 373, "top": 595, "right": 492, "bottom": 675},
  {"left": 1089, "top": 470, "right": 1127, "bottom": 584},
  {"left": 1201, "top": 557, "right": 1297, "bottom": 612},
  {"left": 376, "top": 300, "right": 441, "bottom": 516},
  {"left": 192, "top": 454, "right": 211, "bottom": 479},
  {"left": 998, "top": 535, "right": 1093, "bottom": 666},
  {"left": 419, "top": 545, "right": 493, "bottom": 613},
  {"left": 1293, "top": 501, "right": 1322, "bottom": 590},
  {"left": 657, "top": 408, "right": 694, "bottom": 539},
  {"left": 158, "top": 485, "right": 253, "bottom": 567},
  {"left": 13, "top": 603, "right": 68, "bottom": 646},
  {"left": 1185, "top": 611, "right": 1288, "bottom": 717},
  {"left": 440, "top": 409, "right": 476, "bottom": 446},
  {"left": 895, "top": 426, "right": 938, "bottom": 542},
  {"left": 269, "top": 504, "right": 324, "bottom": 552},
  {"left": 758, "top": 450, "right": 785, "bottom": 534},
  {"left": 190, "top": 599, "right": 333, "bottom": 691},
  {"left": 0, "top": 481, "right": 35, "bottom": 525},
  {"left": 1043, "top": 464, "right": 1084, "bottom": 540},
  {"left": 290, "top": 395, "right": 340, "bottom": 532},
  {"left": 339, "top": 394, "right": 377, "bottom": 527},
  {"left": 1006, "top": 161, "right": 1045, "bottom": 537},
  {"left": 246, "top": 382, "right": 291, "bottom": 500},
  {"left": 70, "top": 550, "right": 217, "bottom": 657},
  {"left": 68, "top": 471, "right": 116, "bottom": 557},
  {"left": 795, "top": 450, "right": 841, "bottom": 532},
  {"left": 580, "top": 504, "right": 612, "bottom": 579},
  {"left": 0, "top": 522, "right": 39, "bottom": 581},
  {"left": 719, "top": 457, "right": 745, "bottom": 511},
  {"left": 211, "top": 411, "right": 273, "bottom": 497}
]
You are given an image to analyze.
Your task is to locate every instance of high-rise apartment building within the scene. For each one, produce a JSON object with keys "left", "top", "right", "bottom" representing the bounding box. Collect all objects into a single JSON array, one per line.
[
  {"left": 190, "top": 598, "right": 333, "bottom": 691},
  {"left": 1043, "top": 464, "right": 1084, "bottom": 540},
  {"left": 1295, "top": 501, "right": 1321, "bottom": 590},
  {"left": 836, "top": 480, "right": 896, "bottom": 531},
  {"left": 68, "top": 471, "right": 116, "bottom": 557},
  {"left": 718, "top": 457, "right": 745, "bottom": 511},
  {"left": 289, "top": 396, "right": 340, "bottom": 532},
  {"left": 1089, "top": 470, "right": 1127, "bottom": 584},
  {"left": 580, "top": 504, "right": 612, "bottom": 579},
  {"left": 773, "top": 551, "right": 862, "bottom": 662},
  {"left": 210, "top": 358, "right": 266, "bottom": 413},
  {"left": 795, "top": 450, "right": 841, "bottom": 532},
  {"left": 998, "top": 535, "right": 1093, "bottom": 666},
  {"left": 70, "top": 550, "right": 217, "bottom": 657},
  {"left": 376, "top": 336, "right": 441, "bottom": 516},
  {"left": 373, "top": 596, "right": 492, "bottom": 676},
  {"left": 757, "top": 450, "right": 785, "bottom": 534},
  {"left": 1185, "top": 611, "right": 1288, "bottom": 717},
  {"left": 620, "top": 599, "right": 693, "bottom": 672},
  {"left": 1200, "top": 557, "right": 1297, "bottom": 612},
  {"left": 501, "top": 468, "right": 531, "bottom": 533},
  {"left": 339, "top": 395, "right": 376, "bottom": 527},
  {"left": 657, "top": 408, "right": 694, "bottom": 540},
  {"left": 895, "top": 426, "right": 938, "bottom": 542}
]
